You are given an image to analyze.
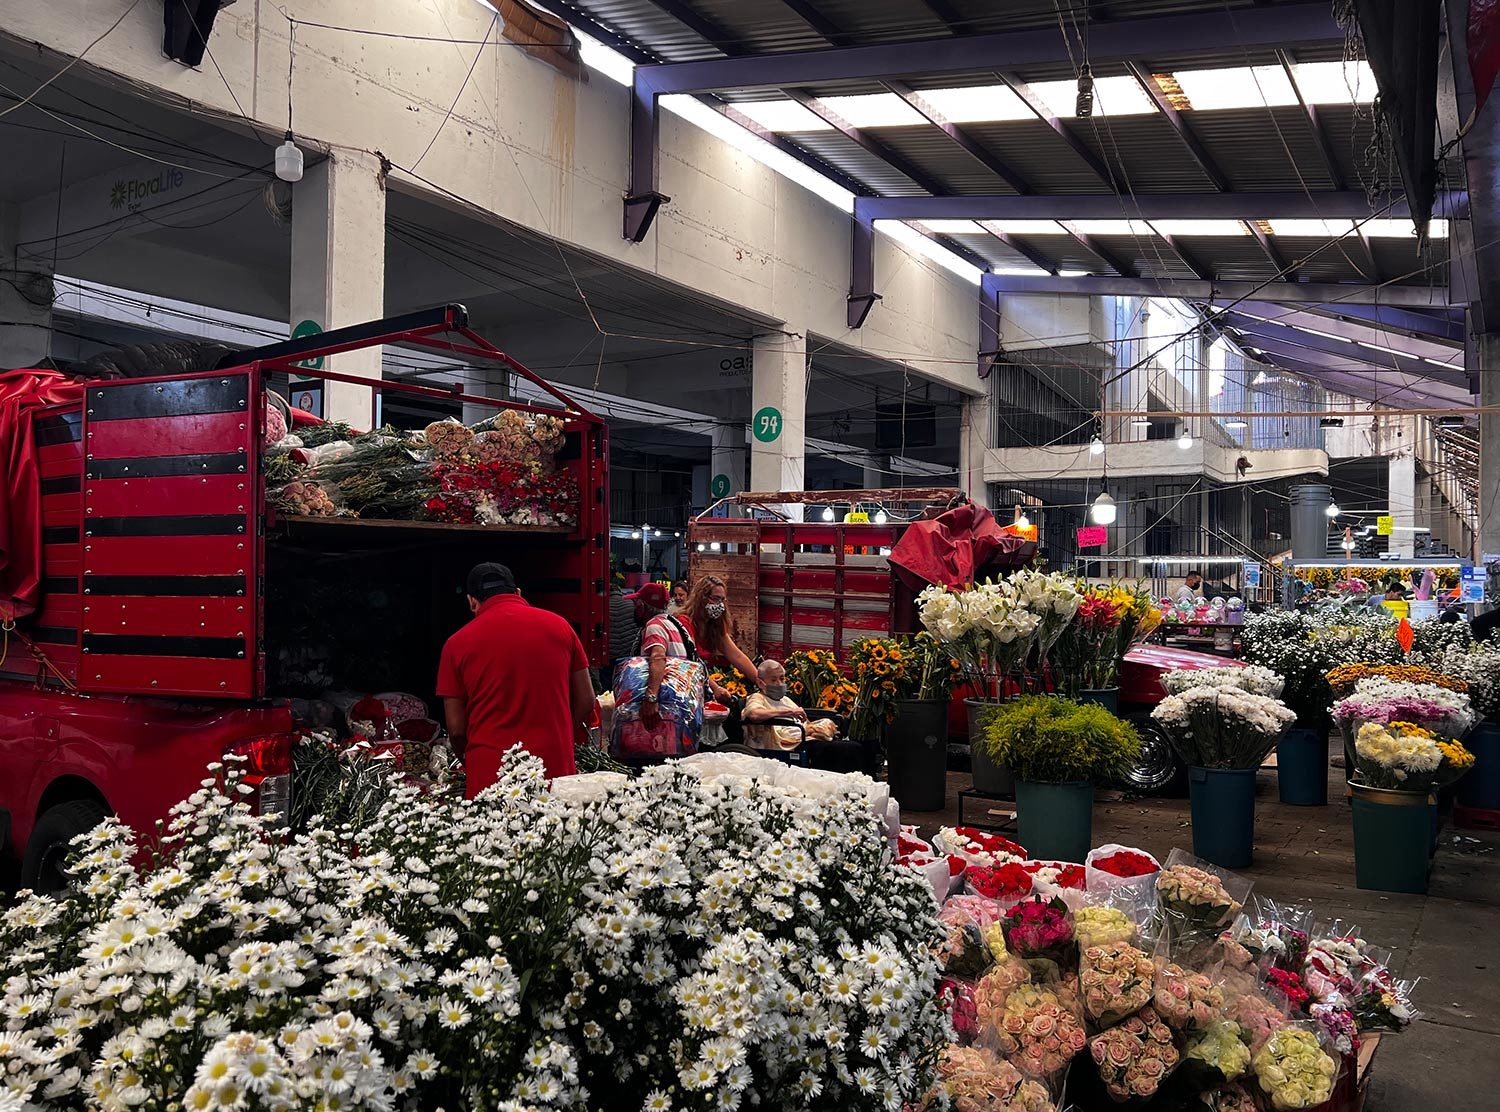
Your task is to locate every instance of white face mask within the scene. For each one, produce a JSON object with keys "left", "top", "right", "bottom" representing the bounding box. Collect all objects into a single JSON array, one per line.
[{"left": 705, "top": 601, "right": 726, "bottom": 619}]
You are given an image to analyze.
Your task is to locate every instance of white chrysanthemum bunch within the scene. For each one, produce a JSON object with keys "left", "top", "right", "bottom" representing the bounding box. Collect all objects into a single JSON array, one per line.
[
  {"left": 1152, "top": 684, "right": 1296, "bottom": 769},
  {"left": 0, "top": 752, "right": 945, "bottom": 1112},
  {"left": 1160, "top": 665, "right": 1284, "bottom": 698}
]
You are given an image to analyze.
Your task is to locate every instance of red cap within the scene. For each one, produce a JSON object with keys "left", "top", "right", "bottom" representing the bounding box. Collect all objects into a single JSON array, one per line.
[{"left": 626, "top": 582, "right": 670, "bottom": 610}]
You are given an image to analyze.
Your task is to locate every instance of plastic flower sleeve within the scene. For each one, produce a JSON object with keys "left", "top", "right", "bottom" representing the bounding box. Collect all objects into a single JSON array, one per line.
[
  {"left": 1183, "top": 1017, "right": 1254, "bottom": 1082},
  {"left": 1349, "top": 965, "right": 1421, "bottom": 1033},
  {"left": 1155, "top": 849, "right": 1252, "bottom": 942},
  {"left": 1151, "top": 932, "right": 1227, "bottom": 1033},
  {"left": 1078, "top": 941, "right": 1157, "bottom": 1028},
  {"left": 1087, "top": 1005, "right": 1181, "bottom": 1102},
  {"left": 976, "top": 972, "right": 1088, "bottom": 1093},
  {"left": 1250, "top": 1022, "right": 1342, "bottom": 1110},
  {"left": 924, "top": 1045, "right": 1057, "bottom": 1112},
  {"left": 1001, "top": 896, "right": 1078, "bottom": 969},
  {"left": 940, "top": 976, "right": 982, "bottom": 1046},
  {"left": 1076, "top": 875, "right": 1159, "bottom": 950},
  {"left": 936, "top": 902, "right": 998, "bottom": 980},
  {"left": 1202, "top": 1081, "right": 1262, "bottom": 1112},
  {"left": 966, "top": 861, "right": 1037, "bottom": 908},
  {"left": 1026, "top": 860, "right": 1089, "bottom": 912}
]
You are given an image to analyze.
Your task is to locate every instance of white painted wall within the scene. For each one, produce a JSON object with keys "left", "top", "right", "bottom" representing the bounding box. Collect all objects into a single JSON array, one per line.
[{"left": 0, "top": 0, "right": 978, "bottom": 392}]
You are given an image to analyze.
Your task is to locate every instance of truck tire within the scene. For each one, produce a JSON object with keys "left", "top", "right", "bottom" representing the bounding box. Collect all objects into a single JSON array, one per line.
[
  {"left": 1121, "top": 715, "right": 1188, "bottom": 797},
  {"left": 20, "top": 799, "right": 109, "bottom": 893}
]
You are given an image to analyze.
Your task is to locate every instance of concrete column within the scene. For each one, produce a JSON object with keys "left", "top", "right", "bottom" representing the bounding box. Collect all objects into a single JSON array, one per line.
[
  {"left": 290, "top": 152, "right": 386, "bottom": 427},
  {"left": 1482, "top": 333, "right": 1500, "bottom": 561},
  {"left": 1389, "top": 449, "right": 1417, "bottom": 559},
  {"left": 461, "top": 367, "right": 509, "bottom": 425},
  {"left": 862, "top": 453, "right": 890, "bottom": 489},
  {"left": 750, "top": 328, "right": 806, "bottom": 517},
  {"left": 959, "top": 392, "right": 991, "bottom": 502},
  {"left": 709, "top": 422, "right": 747, "bottom": 515},
  {"left": 0, "top": 204, "right": 52, "bottom": 367}
]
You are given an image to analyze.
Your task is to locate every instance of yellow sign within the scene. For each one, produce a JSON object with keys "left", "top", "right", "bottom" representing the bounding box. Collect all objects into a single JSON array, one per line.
[
  {"left": 846, "top": 511, "right": 871, "bottom": 524},
  {"left": 1376, "top": 515, "right": 1394, "bottom": 536}
]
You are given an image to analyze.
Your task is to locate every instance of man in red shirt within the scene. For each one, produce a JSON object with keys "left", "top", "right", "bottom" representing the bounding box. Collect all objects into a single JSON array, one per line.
[{"left": 437, "top": 563, "right": 592, "bottom": 793}]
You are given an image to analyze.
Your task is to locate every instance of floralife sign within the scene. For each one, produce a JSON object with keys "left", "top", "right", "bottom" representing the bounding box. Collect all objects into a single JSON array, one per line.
[{"left": 110, "top": 168, "right": 186, "bottom": 211}]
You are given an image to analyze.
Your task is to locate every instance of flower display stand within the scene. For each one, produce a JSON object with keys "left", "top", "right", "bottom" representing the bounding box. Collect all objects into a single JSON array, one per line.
[{"left": 1350, "top": 783, "right": 1431, "bottom": 894}]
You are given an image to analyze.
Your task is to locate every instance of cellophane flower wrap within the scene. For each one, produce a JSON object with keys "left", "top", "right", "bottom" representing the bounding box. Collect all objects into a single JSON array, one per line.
[
  {"left": 1151, "top": 681, "right": 1295, "bottom": 769},
  {"left": 921, "top": 1045, "right": 1055, "bottom": 1112},
  {"left": 1001, "top": 897, "right": 1075, "bottom": 967},
  {"left": 974, "top": 957, "right": 1035, "bottom": 1032},
  {"left": 1074, "top": 906, "right": 1136, "bottom": 951},
  {"left": 1153, "top": 960, "right": 1227, "bottom": 1031},
  {"left": 982, "top": 981, "right": 1087, "bottom": 1083},
  {"left": 1309, "top": 1000, "right": 1359, "bottom": 1056},
  {"left": 1225, "top": 988, "right": 1288, "bottom": 1055},
  {"left": 941, "top": 978, "right": 981, "bottom": 1045},
  {"left": 1156, "top": 857, "right": 1246, "bottom": 937},
  {"left": 1348, "top": 966, "right": 1420, "bottom": 1032},
  {"left": 1087, "top": 1005, "right": 1179, "bottom": 1101},
  {"left": 937, "top": 903, "right": 998, "bottom": 980},
  {"left": 1203, "top": 1081, "right": 1262, "bottom": 1112},
  {"left": 1251, "top": 1026, "right": 1339, "bottom": 1110},
  {"left": 966, "top": 863, "right": 1035, "bottom": 907},
  {"left": 1184, "top": 1017, "right": 1253, "bottom": 1081},
  {"left": 0, "top": 750, "right": 951, "bottom": 1112},
  {"left": 1079, "top": 942, "right": 1157, "bottom": 1027}
]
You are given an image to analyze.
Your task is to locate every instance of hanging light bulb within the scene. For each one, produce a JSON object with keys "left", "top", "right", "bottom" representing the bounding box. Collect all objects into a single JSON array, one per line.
[
  {"left": 630, "top": 530, "right": 641, "bottom": 540},
  {"left": 1090, "top": 491, "right": 1117, "bottom": 525},
  {"left": 1178, "top": 431, "right": 1194, "bottom": 450},
  {"left": 821, "top": 505, "right": 836, "bottom": 522},
  {"left": 1089, "top": 434, "right": 1105, "bottom": 456},
  {"left": 1325, "top": 501, "right": 1341, "bottom": 518},
  {"left": 874, "top": 509, "right": 888, "bottom": 525},
  {"left": 275, "top": 132, "right": 304, "bottom": 183},
  {"left": 1075, "top": 63, "right": 1095, "bottom": 118},
  {"left": 696, "top": 543, "right": 706, "bottom": 553}
]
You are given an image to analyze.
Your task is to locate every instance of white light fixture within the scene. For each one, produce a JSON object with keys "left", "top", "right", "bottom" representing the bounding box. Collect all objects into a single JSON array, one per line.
[
  {"left": 821, "top": 505, "right": 836, "bottom": 522},
  {"left": 1090, "top": 491, "right": 1117, "bottom": 525},
  {"left": 1224, "top": 419, "right": 1249, "bottom": 430},
  {"left": 710, "top": 542, "right": 722, "bottom": 552},
  {"left": 1325, "top": 502, "right": 1341, "bottom": 518},
  {"left": 1178, "top": 431, "right": 1194, "bottom": 450},
  {"left": 879, "top": 546, "right": 892, "bottom": 556},
  {"left": 1089, "top": 435, "right": 1105, "bottom": 456},
  {"left": 874, "top": 509, "right": 888, "bottom": 525},
  {"left": 696, "top": 543, "right": 706, "bottom": 553},
  {"left": 1014, "top": 506, "right": 1030, "bottom": 529},
  {"left": 275, "top": 133, "right": 304, "bottom": 182},
  {"left": 630, "top": 530, "right": 641, "bottom": 540},
  {"left": 1132, "top": 417, "right": 1151, "bottom": 427},
  {"left": 674, "top": 531, "right": 681, "bottom": 538}
]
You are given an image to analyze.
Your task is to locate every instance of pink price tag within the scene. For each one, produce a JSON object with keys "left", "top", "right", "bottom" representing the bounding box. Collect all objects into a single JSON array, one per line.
[{"left": 1076, "top": 525, "right": 1107, "bottom": 548}]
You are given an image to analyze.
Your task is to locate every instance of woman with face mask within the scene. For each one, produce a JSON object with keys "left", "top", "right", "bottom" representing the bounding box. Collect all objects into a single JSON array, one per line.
[{"left": 639, "top": 573, "right": 760, "bottom": 706}]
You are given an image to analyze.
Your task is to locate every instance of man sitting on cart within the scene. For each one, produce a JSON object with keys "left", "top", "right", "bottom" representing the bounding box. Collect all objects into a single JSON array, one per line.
[{"left": 741, "top": 660, "right": 838, "bottom": 753}]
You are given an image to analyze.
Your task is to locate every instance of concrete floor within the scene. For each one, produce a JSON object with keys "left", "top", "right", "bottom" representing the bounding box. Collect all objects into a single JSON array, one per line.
[{"left": 902, "top": 745, "right": 1500, "bottom": 1110}]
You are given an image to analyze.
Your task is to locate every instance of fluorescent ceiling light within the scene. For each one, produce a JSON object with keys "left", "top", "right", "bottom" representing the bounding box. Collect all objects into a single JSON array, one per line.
[
  {"left": 1029, "top": 75, "right": 1156, "bottom": 117},
  {"left": 920, "top": 85, "right": 1031, "bottom": 123},
  {"left": 1149, "top": 219, "right": 1249, "bottom": 237},
  {"left": 1266, "top": 218, "right": 1357, "bottom": 237},
  {"left": 819, "top": 93, "right": 927, "bottom": 128},
  {"left": 1171, "top": 65, "right": 1297, "bottom": 110},
  {"left": 1291, "top": 61, "right": 1377, "bottom": 106},
  {"left": 980, "top": 219, "right": 1069, "bottom": 235},
  {"left": 1361, "top": 218, "right": 1449, "bottom": 238},
  {"left": 991, "top": 265, "right": 1052, "bottom": 276},
  {"left": 660, "top": 95, "right": 855, "bottom": 212},
  {"left": 1057, "top": 269, "right": 1091, "bottom": 277},
  {"left": 918, "top": 219, "right": 987, "bottom": 235},
  {"left": 873, "top": 221, "right": 983, "bottom": 285},
  {"left": 1223, "top": 419, "right": 1249, "bottom": 429},
  {"left": 1358, "top": 340, "right": 1415, "bottom": 358},
  {"left": 732, "top": 99, "right": 830, "bottom": 132},
  {"left": 1066, "top": 219, "right": 1155, "bottom": 236}
]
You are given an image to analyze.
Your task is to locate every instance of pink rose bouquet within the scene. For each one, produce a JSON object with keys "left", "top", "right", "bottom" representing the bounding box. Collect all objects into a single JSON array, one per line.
[
  {"left": 1002, "top": 896, "right": 1076, "bottom": 966},
  {"left": 975, "top": 958, "right": 1034, "bottom": 1031},
  {"left": 1156, "top": 864, "right": 1243, "bottom": 933},
  {"left": 1154, "top": 961, "right": 1226, "bottom": 1031},
  {"left": 1225, "top": 991, "right": 1287, "bottom": 1054},
  {"left": 929, "top": 1046, "right": 1055, "bottom": 1112},
  {"left": 941, "top": 977, "right": 981, "bottom": 1045},
  {"left": 1088, "top": 1005, "right": 1180, "bottom": 1101},
  {"left": 989, "top": 983, "right": 1088, "bottom": 1081},
  {"left": 1080, "top": 942, "right": 1157, "bottom": 1028}
]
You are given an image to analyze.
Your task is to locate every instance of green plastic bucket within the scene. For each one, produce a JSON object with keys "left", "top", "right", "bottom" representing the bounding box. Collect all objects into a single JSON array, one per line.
[
  {"left": 1076, "top": 687, "right": 1120, "bottom": 714},
  {"left": 1351, "top": 784, "right": 1431, "bottom": 894},
  {"left": 1014, "top": 780, "right": 1093, "bottom": 863},
  {"left": 1188, "top": 766, "right": 1256, "bottom": 868},
  {"left": 1458, "top": 719, "right": 1500, "bottom": 810},
  {"left": 885, "top": 699, "right": 949, "bottom": 812},
  {"left": 1277, "top": 728, "right": 1328, "bottom": 806}
]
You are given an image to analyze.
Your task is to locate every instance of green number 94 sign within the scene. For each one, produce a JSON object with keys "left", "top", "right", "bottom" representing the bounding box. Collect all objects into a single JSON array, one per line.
[{"left": 753, "top": 406, "right": 783, "bottom": 443}]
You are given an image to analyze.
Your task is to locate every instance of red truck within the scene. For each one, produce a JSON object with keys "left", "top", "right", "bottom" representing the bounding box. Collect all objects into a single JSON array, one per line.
[
  {"left": 687, "top": 492, "right": 1234, "bottom": 792},
  {"left": 0, "top": 306, "right": 607, "bottom": 890}
]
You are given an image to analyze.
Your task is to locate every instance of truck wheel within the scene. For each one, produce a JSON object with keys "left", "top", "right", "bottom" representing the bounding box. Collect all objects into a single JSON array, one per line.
[
  {"left": 1122, "top": 716, "right": 1188, "bottom": 797},
  {"left": 20, "top": 800, "right": 108, "bottom": 893}
]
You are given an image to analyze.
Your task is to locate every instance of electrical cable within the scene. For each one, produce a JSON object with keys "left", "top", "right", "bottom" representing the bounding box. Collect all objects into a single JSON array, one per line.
[
  {"left": 411, "top": 12, "right": 498, "bottom": 170},
  {"left": 0, "top": 0, "right": 144, "bottom": 120}
]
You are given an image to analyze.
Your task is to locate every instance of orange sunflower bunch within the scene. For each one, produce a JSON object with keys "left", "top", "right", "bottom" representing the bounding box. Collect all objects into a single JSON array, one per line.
[{"left": 1326, "top": 662, "right": 1468, "bottom": 696}]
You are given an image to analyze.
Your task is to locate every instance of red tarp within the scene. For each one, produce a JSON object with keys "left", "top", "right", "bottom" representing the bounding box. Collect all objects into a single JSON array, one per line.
[
  {"left": 889, "top": 499, "right": 1035, "bottom": 593},
  {"left": 0, "top": 368, "right": 84, "bottom": 621}
]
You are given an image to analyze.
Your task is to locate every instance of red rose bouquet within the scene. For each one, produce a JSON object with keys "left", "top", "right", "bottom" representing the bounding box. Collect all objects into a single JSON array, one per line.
[
  {"left": 935, "top": 826, "right": 1028, "bottom": 867},
  {"left": 1002, "top": 897, "right": 1076, "bottom": 966},
  {"left": 1089, "top": 1005, "right": 1180, "bottom": 1101},
  {"left": 1024, "top": 861, "right": 1087, "bottom": 890},
  {"left": 940, "top": 977, "right": 980, "bottom": 1045},
  {"left": 1091, "top": 849, "right": 1159, "bottom": 879},
  {"left": 967, "top": 862, "right": 1034, "bottom": 905},
  {"left": 1263, "top": 967, "right": 1310, "bottom": 1013}
]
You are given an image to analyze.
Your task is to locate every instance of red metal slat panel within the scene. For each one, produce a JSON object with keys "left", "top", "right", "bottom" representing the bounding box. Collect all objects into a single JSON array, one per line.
[
  {"left": 36, "top": 597, "right": 80, "bottom": 625},
  {"left": 81, "top": 656, "right": 253, "bottom": 698},
  {"left": 87, "top": 411, "right": 253, "bottom": 460},
  {"left": 38, "top": 443, "right": 83, "bottom": 469},
  {"left": 81, "top": 597, "right": 252, "bottom": 640},
  {"left": 83, "top": 536, "right": 250, "bottom": 577},
  {"left": 42, "top": 494, "right": 82, "bottom": 520},
  {"left": 44, "top": 543, "right": 81, "bottom": 567},
  {"left": 84, "top": 475, "right": 252, "bottom": 518}
]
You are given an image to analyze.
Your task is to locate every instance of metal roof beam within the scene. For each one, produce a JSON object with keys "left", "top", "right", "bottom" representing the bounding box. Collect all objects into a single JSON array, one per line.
[
  {"left": 1222, "top": 350, "right": 1465, "bottom": 409},
  {"left": 855, "top": 191, "right": 1465, "bottom": 222},
  {"left": 1227, "top": 303, "right": 1463, "bottom": 361},
  {"left": 1124, "top": 62, "right": 1228, "bottom": 192},
  {"left": 1217, "top": 311, "right": 1468, "bottom": 385},
  {"left": 883, "top": 81, "right": 1030, "bottom": 194},
  {"left": 981, "top": 273, "right": 1450, "bottom": 307},
  {"left": 1300, "top": 301, "right": 1467, "bottom": 344},
  {"left": 636, "top": 3, "right": 1343, "bottom": 95},
  {"left": 996, "top": 73, "right": 1119, "bottom": 186},
  {"left": 1277, "top": 48, "right": 1345, "bottom": 190},
  {"left": 777, "top": 0, "right": 856, "bottom": 47}
]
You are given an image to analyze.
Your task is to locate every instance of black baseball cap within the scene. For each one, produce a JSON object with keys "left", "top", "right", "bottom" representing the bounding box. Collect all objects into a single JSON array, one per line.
[{"left": 466, "top": 562, "right": 517, "bottom": 599}]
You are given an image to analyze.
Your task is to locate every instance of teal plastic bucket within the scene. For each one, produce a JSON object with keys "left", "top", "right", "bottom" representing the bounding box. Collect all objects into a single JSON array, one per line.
[
  {"left": 885, "top": 699, "right": 949, "bottom": 812},
  {"left": 1458, "top": 719, "right": 1500, "bottom": 810},
  {"left": 1277, "top": 728, "right": 1328, "bottom": 806},
  {"left": 1076, "top": 687, "right": 1119, "bottom": 714},
  {"left": 1188, "top": 766, "right": 1256, "bottom": 868},
  {"left": 1351, "top": 785, "right": 1431, "bottom": 894},
  {"left": 1014, "top": 780, "right": 1093, "bottom": 863}
]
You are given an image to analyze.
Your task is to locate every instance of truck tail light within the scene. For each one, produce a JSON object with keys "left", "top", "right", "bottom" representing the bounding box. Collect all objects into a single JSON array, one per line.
[{"left": 225, "top": 734, "right": 294, "bottom": 828}]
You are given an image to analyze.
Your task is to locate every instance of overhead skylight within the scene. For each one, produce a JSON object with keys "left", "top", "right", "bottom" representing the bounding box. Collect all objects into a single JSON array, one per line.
[
  {"left": 874, "top": 221, "right": 983, "bottom": 284},
  {"left": 732, "top": 99, "right": 831, "bottom": 132},
  {"left": 1361, "top": 218, "right": 1450, "bottom": 238},
  {"left": 818, "top": 93, "right": 928, "bottom": 128},
  {"left": 1028, "top": 75, "right": 1155, "bottom": 117},
  {"left": 1266, "top": 218, "right": 1357, "bottom": 237},
  {"left": 1066, "top": 219, "right": 1155, "bottom": 236},
  {"left": 1171, "top": 66, "right": 1297, "bottom": 110},
  {"left": 1290, "top": 61, "right": 1377, "bottom": 105},
  {"left": 1149, "top": 219, "right": 1249, "bottom": 237},
  {"left": 991, "top": 265, "right": 1053, "bottom": 276},
  {"left": 979, "top": 219, "right": 1069, "bottom": 236},
  {"left": 919, "top": 85, "right": 1031, "bottom": 123},
  {"left": 918, "top": 220, "right": 988, "bottom": 235}
]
